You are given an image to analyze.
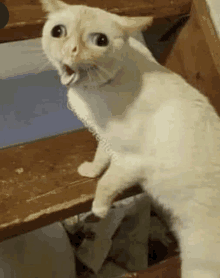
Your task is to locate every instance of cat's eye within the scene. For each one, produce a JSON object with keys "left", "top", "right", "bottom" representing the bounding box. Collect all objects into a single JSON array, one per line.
[
  {"left": 51, "top": 25, "right": 67, "bottom": 38},
  {"left": 92, "top": 33, "right": 109, "bottom": 47}
]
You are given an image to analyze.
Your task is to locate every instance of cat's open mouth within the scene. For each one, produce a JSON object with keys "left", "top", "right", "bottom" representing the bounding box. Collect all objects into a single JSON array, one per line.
[
  {"left": 60, "top": 64, "right": 80, "bottom": 86},
  {"left": 60, "top": 63, "right": 114, "bottom": 87}
]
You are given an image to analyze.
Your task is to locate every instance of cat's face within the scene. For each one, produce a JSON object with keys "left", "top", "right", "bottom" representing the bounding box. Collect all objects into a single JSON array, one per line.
[{"left": 41, "top": 0, "right": 153, "bottom": 87}]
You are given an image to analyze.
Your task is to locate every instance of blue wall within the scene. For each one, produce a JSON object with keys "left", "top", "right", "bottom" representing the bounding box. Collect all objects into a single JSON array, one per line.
[{"left": 0, "top": 70, "right": 84, "bottom": 149}]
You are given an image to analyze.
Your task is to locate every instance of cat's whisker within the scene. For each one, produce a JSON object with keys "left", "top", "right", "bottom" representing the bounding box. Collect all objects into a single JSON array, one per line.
[
  {"left": 19, "top": 50, "right": 45, "bottom": 55},
  {"left": 97, "top": 70, "right": 108, "bottom": 81},
  {"left": 98, "top": 66, "right": 112, "bottom": 80},
  {"left": 23, "top": 45, "right": 42, "bottom": 49},
  {"left": 28, "top": 47, "right": 43, "bottom": 50},
  {"left": 90, "top": 67, "right": 98, "bottom": 81},
  {"left": 90, "top": 64, "right": 103, "bottom": 81},
  {"left": 86, "top": 68, "right": 92, "bottom": 84},
  {"left": 88, "top": 68, "right": 98, "bottom": 89},
  {"left": 20, "top": 49, "right": 43, "bottom": 52},
  {"left": 33, "top": 51, "right": 47, "bottom": 56},
  {"left": 97, "top": 65, "right": 111, "bottom": 76},
  {"left": 88, "top": 69, "right": 96, "bottom": 90},
  {"left": 36, "top": 55, "right": 49, "bottom": 61},
  {"left": 31, "top": 50, "right": 44, "bottom": 53},
  {"left": 94, "top": 68, "right": 106, "bottom": 83},
  {"left": 19, "top": 51, "right": 48, "bottom": 62},
  {"left": 32, "top": 54, "right": 48, "bottom": 59},
  {"left": 23, "top": 47, "right": 44, "bottom": 51},
  {"left": 93, "top": 70, "right": 101, "bottom": 88}
]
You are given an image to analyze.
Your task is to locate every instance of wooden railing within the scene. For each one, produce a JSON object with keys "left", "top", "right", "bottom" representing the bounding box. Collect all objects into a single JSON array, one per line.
[
  {"left": 0, "top": 129, "right": 144, "bottom": 243},
  {"left": 1, "top": 0, "right": 192, "bottom": 43}
]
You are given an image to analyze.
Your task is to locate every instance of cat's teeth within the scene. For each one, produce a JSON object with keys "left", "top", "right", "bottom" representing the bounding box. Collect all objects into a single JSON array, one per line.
[{"left": 60, "top": 72, "right": 79, "bottom": 86}]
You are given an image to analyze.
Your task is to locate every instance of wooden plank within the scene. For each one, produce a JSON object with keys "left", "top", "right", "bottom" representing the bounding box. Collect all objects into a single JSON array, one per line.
[
  {"left": 193, "top": 0, "right": 220, "bottom": 77},
  {"left": 0, "top": 0, "right": 192, "bottom": 43},
  {"left": 121, "top": 256, "right": 181, "bottom": 278},
  {"left": 0, "top": 129, "right": 142, "bottom": 243},
  {"left": 161, "top": 0, "right": 220, "bottom": 115}
]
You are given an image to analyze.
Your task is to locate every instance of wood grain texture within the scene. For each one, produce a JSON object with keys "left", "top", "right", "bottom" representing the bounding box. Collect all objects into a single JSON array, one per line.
[
  {"left": 193, "top": 0, "right": 220, "bottom": 77},
  {"left": 0, "top": 0, "right": 192, "bottom": 43},
  {"left": 0, "top": 129, "right": 142, "bottom": 243},
  {"left": 162, "top": 1, "right": 220, "bottom": 115},
  {"left": 121, "top": 256, "right": 181, "bottom": 278}
]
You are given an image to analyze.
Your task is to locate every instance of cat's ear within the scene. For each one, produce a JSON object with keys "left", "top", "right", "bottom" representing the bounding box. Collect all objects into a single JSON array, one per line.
[
  {"left": 119, "top": 16, "right": 153, "bottom": 33},
  {"left": 40, "top": 0, "right": 69, "bottom": 13}
]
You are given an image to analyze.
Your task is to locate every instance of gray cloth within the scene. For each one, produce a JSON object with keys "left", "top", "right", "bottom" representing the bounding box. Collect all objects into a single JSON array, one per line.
[{"left": 62, "top": 193, "right": 173, "bottom": 277}]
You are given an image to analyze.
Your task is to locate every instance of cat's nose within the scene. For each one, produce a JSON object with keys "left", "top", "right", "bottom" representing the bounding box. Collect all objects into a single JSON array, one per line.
[{"left": 72, "top": 46, "right": 77, "bottom": 53}]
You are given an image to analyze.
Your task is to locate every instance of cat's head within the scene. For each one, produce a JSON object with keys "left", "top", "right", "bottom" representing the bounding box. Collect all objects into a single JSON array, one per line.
[{"left": 41, "top": 0, "right": 153, "bottom": 87}]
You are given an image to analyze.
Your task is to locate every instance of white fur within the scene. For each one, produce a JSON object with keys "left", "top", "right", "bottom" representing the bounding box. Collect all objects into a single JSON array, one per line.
[{"left": 41, "top": 1, "right": 220, "bottom": 277}]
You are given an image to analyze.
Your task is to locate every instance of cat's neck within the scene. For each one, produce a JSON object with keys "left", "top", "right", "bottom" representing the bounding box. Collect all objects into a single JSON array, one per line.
[{"left": 67, "top": 37, "right": 176, "bottom": 131}]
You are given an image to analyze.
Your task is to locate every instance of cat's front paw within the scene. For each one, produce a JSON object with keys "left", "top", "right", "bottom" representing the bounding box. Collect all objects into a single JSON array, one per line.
[
  {"left": 92, "top": 203, "right": 110, "bottom": 218},
  {"left": 77, "top": 161, "right": 99, "bottom": 178}
]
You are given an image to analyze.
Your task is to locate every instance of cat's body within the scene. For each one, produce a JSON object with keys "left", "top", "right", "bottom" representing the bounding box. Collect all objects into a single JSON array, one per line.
[{"left": 41, "top": 1, "right": 220, "bottom": 277}]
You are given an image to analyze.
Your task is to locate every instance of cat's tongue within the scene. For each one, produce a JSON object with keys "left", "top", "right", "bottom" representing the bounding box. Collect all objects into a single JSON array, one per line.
[{"left": 61, "top": 72, "right": 79, "bottom": 86}]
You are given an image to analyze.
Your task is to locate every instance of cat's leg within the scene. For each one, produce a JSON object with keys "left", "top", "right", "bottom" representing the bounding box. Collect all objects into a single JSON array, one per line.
[
  {"left": 77, "top": 142, "right": 111, "bottom": 178},
  {"left": 91, "top": 157, "right": 144, "bottom": 218}
]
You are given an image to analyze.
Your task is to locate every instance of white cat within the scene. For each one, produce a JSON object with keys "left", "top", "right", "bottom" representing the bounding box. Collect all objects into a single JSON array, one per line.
[{"left": 41, "top": 0, "right": 220, "bottom": 277}]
